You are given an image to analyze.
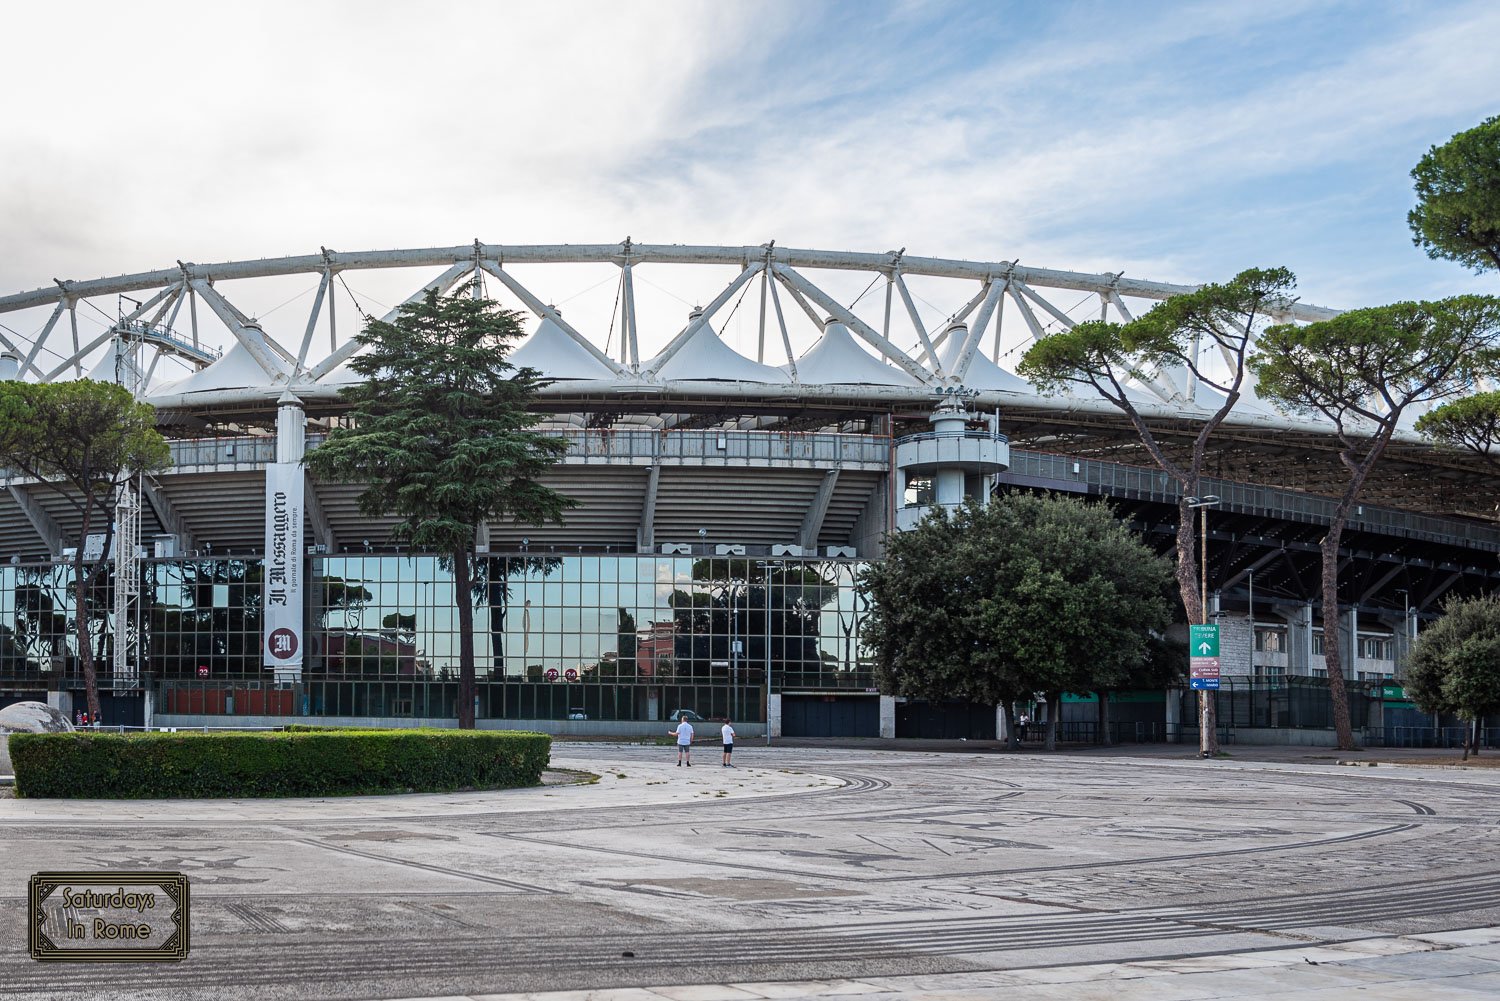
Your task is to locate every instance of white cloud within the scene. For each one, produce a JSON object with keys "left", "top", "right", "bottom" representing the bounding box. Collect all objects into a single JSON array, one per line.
[{"left": 1, "top": 0, "right": 1496, "bottom": 366}]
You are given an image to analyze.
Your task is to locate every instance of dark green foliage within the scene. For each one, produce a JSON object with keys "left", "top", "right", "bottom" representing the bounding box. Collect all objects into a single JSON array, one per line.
[
  {"left": 1405, "top": 595, "right": 1500, "bottom": 723},
  {"left": 1406, "top": 594, "right": 1500, "bottom": 760},
  {"left": 1254, "top": 297, "right": 1500, "bottom": 427},
  {"left": 1252, "top": 295, "right": 1500, "bottom": 751},
  {"left": 1019, "top": 267, "right": 1294, "bottom": 415},
  {"left": 1416, "top": 389, "right": 1500, "bottom": 465},
  {"left": 305, "top": 285, "right": 573, "bottom": 555},
  {"left": 860, "top": 494, "right": 1175, "bottom": 709},
  {"left": 1409, "top": 115, "right": 1500, "bottom": 274},
  {"left": 0, "top": 379, "right": 171, "bottom": 721},
  {"left": 8, "top": 729, "right": 550, "bottom": 798},
  {"left": 304, "top": 284, "right": 575, "bottom": 727}
]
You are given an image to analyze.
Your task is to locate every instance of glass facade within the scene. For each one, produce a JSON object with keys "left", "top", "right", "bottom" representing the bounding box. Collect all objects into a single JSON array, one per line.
[{"left": 0, "top": 554, "right": 874, "bottom": 722}]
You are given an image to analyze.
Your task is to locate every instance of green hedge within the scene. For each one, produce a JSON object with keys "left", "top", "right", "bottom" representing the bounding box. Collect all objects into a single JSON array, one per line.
[{"left": 8, "top": 728, "right": 551, "bottom": 798}]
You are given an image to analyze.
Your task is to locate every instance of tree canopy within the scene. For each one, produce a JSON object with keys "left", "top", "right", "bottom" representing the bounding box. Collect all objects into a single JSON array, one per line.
[
  {"left": 1416, "top": 389, "right": 1500, "bottom": 468},
  {"left": 304, "top": 285, "right": 575, "bottom": 727},
  {"left": 1018, "top": 267, "right": 1293, "bottom": 629},
  {"left": 1252, "top": 295, "right": 1500, "bottom": 750},
  {"left": 860, "top": 493, "right": 1175, "bottom": 748},
  {"left": 1018, "top": 266, "right": 1294, "bottom": 753},
  {"left": 1404, "top": 594, "right": 1500, "bottom": 759},
  {"left": 1408, "top": 114, "right": 1500, "bottom": 274},
  {"left": 0, "top": 378, "right": 169, "bottom": 720}
]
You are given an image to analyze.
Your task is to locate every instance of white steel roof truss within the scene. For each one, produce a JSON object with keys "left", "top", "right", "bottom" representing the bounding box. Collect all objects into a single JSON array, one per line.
[
  {"left": 642, "top": 262, "right": 763, "bottom": 378},
  {"left": 68, "top": 299, "right": 81, "bottom": 375},
  {"left": 188, "top": 280, "right": 292, "bottom": 381},
  {"left": 949, "top": 280, "right": 1006, "bottom": 383},
  {"left": 477, "top": 260, "right": 628, "bottom": 379},
  {"left": 1013, "top": 280, "right": 1078, "bottom": 332},
  {"left": 19, "top": 301, "right": 67, "bottom": 376},
  {"left": 770, "top": 264, "right": 931, "bottom": 384},
  {"left": 621, "top": 263, "right": 640, "bottom": 367},
  {"left": 893, "top": 270, "right": 940, "bottom": 371},
  {"left": 307, "top": 261, "right": 474, "bottom": 381},
  {"left": 767, "top": 277, "right": 798, "bottom": 381},
  {"left": 140, "top": 284, "right": 181, "bottom": 328},
  {"left": 296, "top": 269, "right": 332, "bottom": 370},
  {"left": 992, "top": 292, "right": 1005, "bottom": 364}
]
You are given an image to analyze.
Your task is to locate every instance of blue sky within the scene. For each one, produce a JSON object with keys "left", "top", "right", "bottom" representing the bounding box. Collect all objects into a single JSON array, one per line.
[{"left": 1, "top": 0, "right": 1496, "bottom": 319}]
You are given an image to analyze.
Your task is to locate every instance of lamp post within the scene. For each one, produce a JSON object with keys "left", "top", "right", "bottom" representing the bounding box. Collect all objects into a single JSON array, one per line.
[{"left": 1185, "top": 495, "right": 1221, "bottom": 757}]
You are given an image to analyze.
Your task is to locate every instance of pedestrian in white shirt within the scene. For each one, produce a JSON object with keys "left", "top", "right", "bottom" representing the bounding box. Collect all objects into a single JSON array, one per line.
[
  {"left": 721, "top": 718, "right": 736, "bottom": 767},
  {"left": 670, "top": 714, "right": 694, "bottom": 766}
]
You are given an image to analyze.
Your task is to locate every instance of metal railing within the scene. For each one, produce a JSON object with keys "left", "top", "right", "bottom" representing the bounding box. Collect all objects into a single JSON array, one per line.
[
  {"left": 163, "top": 429, "right": 891, "bottom": 472},
  {"left": 1007, "top": 449, "right": 1500, "bottom": 552},
  {"left": 895, "top": 428, "right": 1009, "bottom": 446}
]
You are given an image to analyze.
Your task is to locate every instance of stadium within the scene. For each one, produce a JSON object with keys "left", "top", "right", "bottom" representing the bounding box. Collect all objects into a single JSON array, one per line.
[{"left": 0, "top": 242, "right": 1495, "bottom": 742}]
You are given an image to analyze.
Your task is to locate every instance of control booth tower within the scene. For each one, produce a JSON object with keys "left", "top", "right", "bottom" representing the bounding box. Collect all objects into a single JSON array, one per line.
[{"left": 894, "top": 390, "right": 1010, "bottom": 532}]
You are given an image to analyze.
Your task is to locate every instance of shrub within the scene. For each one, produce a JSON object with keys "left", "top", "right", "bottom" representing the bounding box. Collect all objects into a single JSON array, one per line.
[{"left": 8, "top": 728, "right": 550, "bottom": 798}]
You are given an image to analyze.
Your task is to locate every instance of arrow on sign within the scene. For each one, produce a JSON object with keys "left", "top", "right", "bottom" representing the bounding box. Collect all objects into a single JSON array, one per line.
[{"left": 1197, "top": 642, "right": 1213, "bottom": 654}]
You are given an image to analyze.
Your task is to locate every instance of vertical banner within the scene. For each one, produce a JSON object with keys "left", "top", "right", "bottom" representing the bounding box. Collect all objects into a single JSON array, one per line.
[{"left": 263, "top": 462, "right": 305, "bottom": 678}]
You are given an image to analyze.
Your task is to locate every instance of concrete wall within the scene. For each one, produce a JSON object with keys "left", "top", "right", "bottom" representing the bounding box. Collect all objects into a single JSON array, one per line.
[{"left": 1223, "top": 727, "right": 1367, "bottom": 747}]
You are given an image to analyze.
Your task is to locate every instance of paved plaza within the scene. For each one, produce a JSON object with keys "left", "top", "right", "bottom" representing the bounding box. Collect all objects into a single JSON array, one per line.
[{"left": 3, "top": 743, "right": 1499, "bottom": 1000}]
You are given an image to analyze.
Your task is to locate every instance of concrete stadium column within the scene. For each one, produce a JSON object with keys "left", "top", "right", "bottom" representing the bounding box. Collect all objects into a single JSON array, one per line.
[
  {"left": 1283, "top": 604, "right": 1313, "bottom": 677},
  {"left": 1339, "top": 607, "right": 1359, "bottom": 680},
  {"left": 1165, "top": 689, "right": 1181, "bottom": 742},
  {"left": 768, "top": 693, "right": 782, "bottom": 738},
  {"left": 1219, "top": 613, "right": 1251, "bottom": 675},
  {"left": 995, "top": 705, "right": 1010, "bottom": 742},
  {"left": 879, "top": 695, "right": 896, "bottom": 738}
]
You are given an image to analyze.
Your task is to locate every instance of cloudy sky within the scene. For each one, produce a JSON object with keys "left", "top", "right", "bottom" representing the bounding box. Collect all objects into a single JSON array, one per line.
[{"left": 2, "top": 0, "right": 1496, "bottom": 348}]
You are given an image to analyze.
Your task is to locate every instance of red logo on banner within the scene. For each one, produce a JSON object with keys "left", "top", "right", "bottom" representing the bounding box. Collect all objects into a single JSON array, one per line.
[
  {"left": 267, "top": 628, "right": 299, "bottom": 660},
  {"left": 544, "top": 668, "right": 559, "bottom": 681}
]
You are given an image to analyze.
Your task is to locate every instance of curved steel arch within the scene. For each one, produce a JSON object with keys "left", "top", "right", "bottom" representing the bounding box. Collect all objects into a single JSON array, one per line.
[{"left": 0, "top": 241, "right": 1340, "bottom": 431}]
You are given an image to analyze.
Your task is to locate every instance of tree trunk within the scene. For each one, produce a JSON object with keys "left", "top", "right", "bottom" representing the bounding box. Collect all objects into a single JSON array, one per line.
[
  {"left": 1097, "top": 691, "right": 1113, "bottom": 746},
  {"left": 1043, "top": 692, "right": 1060, "bottom": 751},
  {"left": 1319, "top": 530, "right": 1355, "bottom": 751},
  {"left": 453, "top": 544, "right": 476, "bottom": 729},
  {"left": 1176, "top": 499, "right": 1217, "bottom": 755},
  {"left": 1003, "top": 703, "right": 1019, "bottom": 751},
  {"left": 74, "top": 493, "right": 102, "bottom": 724}
]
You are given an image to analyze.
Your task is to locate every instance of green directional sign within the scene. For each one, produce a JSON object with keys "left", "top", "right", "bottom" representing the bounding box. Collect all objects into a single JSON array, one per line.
[{"left": 1189, "top": 624, "right": 1220, "bottom": 658}]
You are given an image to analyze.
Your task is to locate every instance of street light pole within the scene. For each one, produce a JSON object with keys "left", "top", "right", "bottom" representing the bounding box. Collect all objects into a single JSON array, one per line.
[{"left": 1186, "top": 495, "right": 1221, "bottom": 757}]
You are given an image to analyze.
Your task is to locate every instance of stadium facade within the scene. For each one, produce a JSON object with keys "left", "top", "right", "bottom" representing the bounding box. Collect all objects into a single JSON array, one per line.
[{"left": 0, "top": 243, "right": 1496, "bottom": 743}]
